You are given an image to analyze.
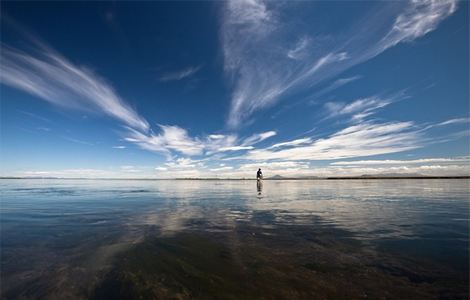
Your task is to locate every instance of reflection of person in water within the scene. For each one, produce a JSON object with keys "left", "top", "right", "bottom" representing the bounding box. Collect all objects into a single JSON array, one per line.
[
  {"left": 256, "top": 168, "right": 263, "bottom": 197},
  {"left": 256, "top": 168, "right": 263, "bottom": 180},
  {"left": 257, "top": 179, "right": 263, "bottom": 196}
]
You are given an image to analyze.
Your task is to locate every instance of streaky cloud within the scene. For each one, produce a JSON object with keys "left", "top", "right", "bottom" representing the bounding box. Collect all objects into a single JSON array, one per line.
[
  {"left": 241, "top": 130, "right": 276, "bottom": 146},
  {"left": 331, "top": 157, "right": 470, "bottom": 166},
  {"left": 324, "top": 95, "right": 396, "bottom": 122},
  {"left": 124, "top": 124, "right": 276, "bottom": 157},
  {"left": 158, "top": 65, "right": 202, "bottom": 82},
  {"left": 221, "top": 0, "right": 458, "bottom": 128},
  {"left": 422, "top": 117, "right": 470, "bottom": 130},
  {"left": 287, "top": 37, "right": 311, "bottom": 60},
  {"left": 268, "top": 137, "right": 312, "bottom": 149},
  {"left": 0, "top": 44, "right": 149, "bottom": 132},
  {"left": 125, "top": 125, "right": 205, "bottom": 156},
  {"left": 61, "top": 136, "right": 94, "bottom": 146},
  {"left": 243, "top": 121, "right": 421, "bottom": 161},
  {"left": 218, "top": 146, "right": 254, "bottom": 152},
  {"left": 436, "top": 118, "right": 470, "bottom": 126},
  {"left": 309, "top": 76, "right": 362, "bottom": 101},
  {"left": 379, "top": 0, "right": 458, "bottom": 50}
]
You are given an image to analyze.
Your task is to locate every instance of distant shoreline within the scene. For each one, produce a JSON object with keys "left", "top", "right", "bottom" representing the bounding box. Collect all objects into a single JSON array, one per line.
[{"left": 1, "top": 176, "right": 469, "bottom": 180}]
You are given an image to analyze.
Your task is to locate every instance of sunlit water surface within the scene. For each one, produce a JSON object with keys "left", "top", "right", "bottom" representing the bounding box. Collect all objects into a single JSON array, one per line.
[{"left": 1, "top": 179, "right": 468, "bottom": 299}]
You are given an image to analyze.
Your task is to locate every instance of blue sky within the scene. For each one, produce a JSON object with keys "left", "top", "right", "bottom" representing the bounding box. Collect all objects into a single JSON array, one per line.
[{"left": 1, "top": 0, "right": 469, "bottom": 178}]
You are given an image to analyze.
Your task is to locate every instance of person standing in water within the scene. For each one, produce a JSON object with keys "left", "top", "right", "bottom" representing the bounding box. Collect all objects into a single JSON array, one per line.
[{"left": 257, "top": 168, "right": 263, "bottom": 180}]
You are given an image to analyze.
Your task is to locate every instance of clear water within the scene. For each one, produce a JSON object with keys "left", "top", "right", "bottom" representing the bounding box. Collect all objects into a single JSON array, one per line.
[{"left": 1, "top": 179, "right": 469, "bottom": 299}]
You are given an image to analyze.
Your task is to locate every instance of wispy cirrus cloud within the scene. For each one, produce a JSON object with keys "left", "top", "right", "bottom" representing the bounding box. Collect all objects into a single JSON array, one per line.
[
  {"left": 125, "top": 125, "right": 276, "bottom": 156},
  {"left": 422, "top": 117, "right": 470, "bottom": 131},
  {"left": 124, "top": 125, "right": 205, "bottom": 156},
  {"left": 241, "top": 121, "right": 421, "bottom": 161},
  {"left": 331, "top": 157, "right": 470, "bottom": 166},
  {"left": 158, "top": 65, "right": 202, "bottom": 82},
  {"left": 2, "top": 9, "right": 465, "bottom": 177},
  {"left": 209, "top": 166, "right": 234, "bottom": 172},
  {"left": 287, "top": 37, "right": 311, "bottom": 60},
  {"left": 218, "top": 146, "right": 254, "bottom": 152},
  {"left": 15, "top": 161, "right": 469, "bottom": 179},
  {"left": 268, "top": 137, "right": 312, "bottom": 149},
  {"left": 18, "top": 110, "right": 53, "bottom": 123},
  {"left": 0, "top": 44, "right": 149, "bottom": 132},
  {"left": 324, "top": 95, "right": 396, "bottom": 122},
  {"left": 221, "top": 0, "right": 457, "bottom": 128},
  {"left": 241, "top": 130, "right": 276, "bottom": 146},
  {"left": 0, "top": 34, "right": 277, "bottom": 160},
  {"left": 309, "top": 76, "right": 362, "bottom": 102},
  {"left": 164, "top": 157, "right": 202, "bottom": 169},
  {"left": 435, "top": 118, "right": 470, "bottom": 127},
  {"left": 155, "top": 155, "right": 469, "bottom": 178},
  {"left": 378, "top": 0, "right": 458, "bottom": 50},
  {"left": 61, "top": 136, "right": 94, "bottom": 146},
  {"left": 238, "top": 160, "right": 309, "bottom": 171}
]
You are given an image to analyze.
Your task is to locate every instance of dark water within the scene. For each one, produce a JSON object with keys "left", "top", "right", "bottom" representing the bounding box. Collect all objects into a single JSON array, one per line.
[{"left": 1, "top": 179, "right": 468, "bottom": 299}]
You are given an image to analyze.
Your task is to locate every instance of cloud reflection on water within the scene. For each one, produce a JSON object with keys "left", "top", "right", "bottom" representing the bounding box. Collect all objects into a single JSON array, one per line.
[{"left": 0, "top": 179, "right": 468, "bottom": 298}]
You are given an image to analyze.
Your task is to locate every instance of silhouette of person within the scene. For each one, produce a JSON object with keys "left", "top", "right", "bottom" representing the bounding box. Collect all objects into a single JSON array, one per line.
[{"left": 257, "top": 168, "right": 263, "bottom": 180}]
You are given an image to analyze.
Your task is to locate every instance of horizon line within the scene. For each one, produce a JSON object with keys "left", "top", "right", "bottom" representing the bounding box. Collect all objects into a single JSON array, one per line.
[{"left": 1, "top": 176, "right": 469, "bottom": 181}]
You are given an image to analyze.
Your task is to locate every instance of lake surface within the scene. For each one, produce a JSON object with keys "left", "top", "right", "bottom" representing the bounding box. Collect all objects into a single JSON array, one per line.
[{"left": 1, "top": 179, "right": 468, "bottom": 299}]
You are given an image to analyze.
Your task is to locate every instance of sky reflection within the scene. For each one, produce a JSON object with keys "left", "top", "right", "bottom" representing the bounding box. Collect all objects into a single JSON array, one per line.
[{"left": 0, "top": 179, "right": 468, "bottom": 297}]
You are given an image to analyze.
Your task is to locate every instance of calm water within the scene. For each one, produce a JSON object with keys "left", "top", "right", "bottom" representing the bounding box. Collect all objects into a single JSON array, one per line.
[{"left": 1, "top": 179, "right": 469, "bottom": 299}]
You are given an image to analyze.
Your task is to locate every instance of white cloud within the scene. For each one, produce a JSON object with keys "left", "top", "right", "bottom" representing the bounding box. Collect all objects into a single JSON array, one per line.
[
  {"left": 309, "top": 76, "right": 362, "bottom": 100},
  {"left": 243, "top": 121, "right": 421, "bottom": 161},
  {"left": 324, "top": 96, "right": 394, "bottom": 121},
  {"left": 0, "top": 36, "right": 225, "bottom": 161},
  {"left": 221, "top": 0, "right": 457, "bottom": 127},
  {"left": 19, "top": 110, "right": 53, "bottom": 123},
  {"left": 422, "top": 117, "right": 470, "bottom": 131},
  {"left": 436, "top": 118, "right": 470, "bottom": 126},
  {"left": 379, "top": 0, "right": 457, "bottom": 50},
  {"left": 62, "top": 136, "right": 94, "bottom": 146},
  {"left": 287, "top": 37, "right": 311, "bottom": 60},
  {"left": 3, "top": 8, "right": 463, "bottom": 176},
  {"left": 14, "top": 166, "right": 163, "bottom": 179},
  {"left": 204, "top": 134, "right": 238, "bottom": 153},
  {"left": 208, "top": 134, "right": 226, "bottom": 140},
  {"left": 0, "top": 44, "right": 149, "bottom": 132},
  {"left": 268, "top": 137, "right": 312, "bottom": 149},
  {"left": 158, "top": 65, "right": 202, "bottom": 82},
  {"left": 18, "top": 168, "right": 117, "bottom": 178},
  {"left": 241, "top": 130, "right": 277, "bottom": 146},
  {"left": 340, "top": 97, "right": 389, "bottom": 115},
  {"left": 239, "top": 161, "right": 309, "bottom": 170},
  {"left": 125, "top": 125, "right": 204, "bottom": 156},
  {"left": 218, "top": 146, "right": 254, "bottom": 152},
  {"left": 224, "top": 0, "right": 272, "bottom": 36},
  {"left": 165, "top": 157, "right": 202, "bottom": 169},
  {"left": 120, "top": 165, "right": 143, "bottom": 173},
  {"left": 13, "top": 160, "right": 469, "bottom": 179},
  {"left": 304, "top": 52, "right": 350, "bottom": 78},
  {"left": 209, "top": 166, "right": 234, "bottom": 172},
  {"left": 124, "top": 124, "right": 276, "bottom": 157},
  {"left": 331, "top": 157, "right": 470, "bottom": 166}
]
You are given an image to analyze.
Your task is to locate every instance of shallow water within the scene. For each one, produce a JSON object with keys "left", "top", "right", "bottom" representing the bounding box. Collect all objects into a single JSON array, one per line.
[{"left": 1, "top": 179, "right": 468, "bottom": 299}]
